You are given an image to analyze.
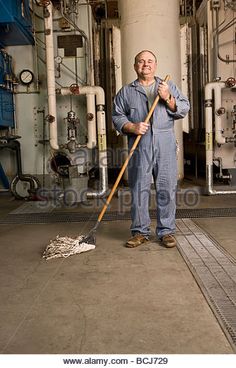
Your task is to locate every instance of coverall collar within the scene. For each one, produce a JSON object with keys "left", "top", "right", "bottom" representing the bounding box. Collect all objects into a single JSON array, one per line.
[{"left": 131, "top": 76, "right": 162, "bottom": 96}]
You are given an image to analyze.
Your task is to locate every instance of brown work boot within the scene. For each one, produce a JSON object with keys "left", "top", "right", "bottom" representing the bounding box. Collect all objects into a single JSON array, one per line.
[
  {"left": 161, "top": 234, "right": 177, "bottom": 248},
  {"left": 125, "top": 234, "right": 149, "bottom": 248}
]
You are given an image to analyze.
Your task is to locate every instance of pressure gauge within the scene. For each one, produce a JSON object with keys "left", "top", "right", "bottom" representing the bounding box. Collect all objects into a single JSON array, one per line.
[
  {"left": 55, "top": 55, "right": 62, "bottom": 64},
  {"left": 19, "top": 69, "right": 34, "bottom": 85}
]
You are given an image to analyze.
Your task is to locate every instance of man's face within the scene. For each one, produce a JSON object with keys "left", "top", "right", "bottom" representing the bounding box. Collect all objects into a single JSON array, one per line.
[{"left": 134, "top": 51, "right": 157, "bottom": 79}]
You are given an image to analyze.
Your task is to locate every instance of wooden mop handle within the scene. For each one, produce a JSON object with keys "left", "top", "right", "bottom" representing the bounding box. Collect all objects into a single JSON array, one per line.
[{"left": 97, "top": 74, "right": 171, "bottom": 223}]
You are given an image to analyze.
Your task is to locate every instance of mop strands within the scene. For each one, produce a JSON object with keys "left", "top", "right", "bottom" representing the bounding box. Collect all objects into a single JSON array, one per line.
[{"left": 42, "top": 235, "right": 95, "bottom": 260}]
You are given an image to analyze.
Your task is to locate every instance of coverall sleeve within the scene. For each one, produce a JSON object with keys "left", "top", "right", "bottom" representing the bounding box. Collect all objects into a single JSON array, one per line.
[
  {"left": 112, "top": 88, "right": 130, "bottom": 135},
  {"left": 167, "top": 81, "right": 190, "bottom": 120}
]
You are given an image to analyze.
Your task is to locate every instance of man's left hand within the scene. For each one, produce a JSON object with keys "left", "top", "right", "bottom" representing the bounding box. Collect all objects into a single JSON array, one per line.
[{"left": 158, "top": 81, "right": 170, "bottom": 101}]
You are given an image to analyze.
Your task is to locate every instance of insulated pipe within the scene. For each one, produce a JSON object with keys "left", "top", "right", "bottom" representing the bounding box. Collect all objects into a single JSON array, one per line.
[
  {"left": 112, "top": 24, "right": 128, "bottom": 181},
  {"left": 59, "top": 86, "right": 108, "bottom": 198},
  {"left": 112, "top": 25, "right": 122, "bottom": 94},
  {"left": 44, "top": 2, "right": 59, "bottom": 150},
  {"left": 206, "top": 164, "right": 236, "bottom": 195},
  {"left": 88, "top": 105, "right": 108, "bottom": 198},
  {"left": 87, "top": 2, "right": 95, "bottom": 85},
  {"left": 86, "top": 94, "right": 96, "bottom": 149},
  {"left": 60, "top": 86, "right": 105, "bottom": 105},
  {"left": 205, "top": 82, "right": 226, "bottom": 145}
]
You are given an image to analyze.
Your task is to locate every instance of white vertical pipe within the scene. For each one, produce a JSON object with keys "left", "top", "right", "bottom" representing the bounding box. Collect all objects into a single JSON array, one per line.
[
  {"left": 180, "top": 24, "right": 190, "bottom": 134},
  {"left": 81, "top": 89, "right": 107, "bottom": 192},
  {"left": 86, "top": 94, "right": 97, "bottom": 148},
  {"left": 204, "top": 81, "right": 236, "bottom": 194},
  {"left": 112, "top": 24, "right": 128, "bottom": 180},
  {"left": 205, "top": 82, "right": 226, "bottom": 145},
  {"left": 112, "top": 25, "right": 122, "bottom": 93},
  {"left": 45, "top": 2, "right": 59, "bottom": 150},
  {"left": 88, "top": 3, "right": 95, "bottom": 86},
  {"left": 214, "top": 85, "right": 226, "bottom": 145}
]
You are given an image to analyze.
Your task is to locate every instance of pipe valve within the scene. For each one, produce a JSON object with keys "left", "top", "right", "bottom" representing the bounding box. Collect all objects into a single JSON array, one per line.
[
  {"left": 67, "top": 111, "right": 77, "bottom": 123},
  {"left": 215, "top": 107, "right": 225, "bottom": 116},
  {"left": 66, "top": 110, "right": 79, "bottom": 127},
  {"left": 225, "top": 77, "right": 236, "bottom": 88},
  {"left": 46, "top": 114, "right": 55, "bottom": 123},
  {"left": 70, "top": 83, "right": 80, "bottom": 95}
]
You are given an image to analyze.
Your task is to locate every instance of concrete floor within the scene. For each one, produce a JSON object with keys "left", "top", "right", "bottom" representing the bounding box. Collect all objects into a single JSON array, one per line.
[{"left": 0, "top": 190, "right": 235, "bottom": 354}]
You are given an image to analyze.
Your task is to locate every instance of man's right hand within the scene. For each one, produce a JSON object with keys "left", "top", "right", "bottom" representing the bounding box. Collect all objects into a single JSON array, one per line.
[{"left": 122, "top": 122, "right": 149, "bottom": 135}]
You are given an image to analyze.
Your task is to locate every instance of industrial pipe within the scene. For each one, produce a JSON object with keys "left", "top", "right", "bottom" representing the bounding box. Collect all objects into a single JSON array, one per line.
[
  {"left": 112, "top": 25, "right": 129, "bottom": 181},
  {"left": 86, "top": 94, "right": 97, "bottom": 149},
  {"left": 44, "top": 2, "right": 59, "bottom": 150},
  {"left": 58, "top": 85, "right": 108, "bottom": 198},
  {"left": 205, "top": 81, "right": 226, "bottom": 145},
  {"left": 112, "top": 25, "right": 122, "bottom": 94}
]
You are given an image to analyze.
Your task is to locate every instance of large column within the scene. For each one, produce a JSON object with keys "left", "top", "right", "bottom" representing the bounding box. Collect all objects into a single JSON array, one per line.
[{"left": 118, "top": 0, "right": 184, "bottom": 180}]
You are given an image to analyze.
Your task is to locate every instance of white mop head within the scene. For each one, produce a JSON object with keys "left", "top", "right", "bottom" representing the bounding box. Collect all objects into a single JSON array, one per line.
[{"left": 42, "top": 235, "right": 95, "bottom": 260}]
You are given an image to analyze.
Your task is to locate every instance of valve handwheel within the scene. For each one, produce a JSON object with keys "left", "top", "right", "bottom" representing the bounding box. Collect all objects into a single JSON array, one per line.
[
  {"left": 70, "top": 84, "right": 80, "bottom": 95},
  {"left": 226, "top": 77, "right": 236, "bottom": 88}
]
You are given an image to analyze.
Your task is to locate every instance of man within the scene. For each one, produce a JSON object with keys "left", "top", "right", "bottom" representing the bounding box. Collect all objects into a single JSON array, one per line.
[{"left": 112, "top": 50, "right": 190, "bottom": 248}]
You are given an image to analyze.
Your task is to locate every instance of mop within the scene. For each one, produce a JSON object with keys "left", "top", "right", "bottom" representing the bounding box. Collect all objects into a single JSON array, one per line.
[
  {"left": 43, "top": 75, "right": 170, "bottom": 260},
  {"left": 42, "top": 235, "right": 95, "bottom": 260}
]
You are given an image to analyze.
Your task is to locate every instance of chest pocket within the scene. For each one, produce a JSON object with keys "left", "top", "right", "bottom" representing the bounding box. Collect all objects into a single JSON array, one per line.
[
  {"left": 128, "top": 107, "right": 139, "bottom": 122},
  {"left": 126, "top": 89, "right": 148, "bottom": 122}
]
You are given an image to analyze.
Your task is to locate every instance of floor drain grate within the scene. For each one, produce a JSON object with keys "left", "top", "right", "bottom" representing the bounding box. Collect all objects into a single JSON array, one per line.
[
  {"left": 176, "top": 219, "right": 236, "bottom": 351},
  {"left": 1, "top": 207, "right": 236, "bottom": 224}
]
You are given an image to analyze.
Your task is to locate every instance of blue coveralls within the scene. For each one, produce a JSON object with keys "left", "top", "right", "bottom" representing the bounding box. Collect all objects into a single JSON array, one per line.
[{"left": 112, "top": 77, "right": 190, "bottom": 238}]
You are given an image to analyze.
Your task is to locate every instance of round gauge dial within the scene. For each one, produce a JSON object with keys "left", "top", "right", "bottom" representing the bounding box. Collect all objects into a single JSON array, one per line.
[
  {"left": 19, "top": 69, "right": 34, "bottom": 85},
  {"left": 55, "top": 55, "right": 62, "bottom": 64}
]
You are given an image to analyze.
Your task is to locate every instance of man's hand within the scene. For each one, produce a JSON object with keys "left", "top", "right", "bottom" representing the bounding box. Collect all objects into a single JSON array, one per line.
[
  {"left": 158, "top": 81, "right": 170, "bottom": 101},
  {"left": 122, "top": 122, "right": 149, "bottom": 135},
  {"left": 158, "top": 81, "right": 176, "bottom": 111}
]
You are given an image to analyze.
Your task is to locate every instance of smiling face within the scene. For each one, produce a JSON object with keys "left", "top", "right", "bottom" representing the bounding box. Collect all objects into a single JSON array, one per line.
[{"left": 134, "top": 51, "right": 157, "bottom": 81}]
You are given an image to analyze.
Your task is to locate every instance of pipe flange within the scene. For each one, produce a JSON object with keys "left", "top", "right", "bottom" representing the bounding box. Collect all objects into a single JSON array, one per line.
[
  {"left": 45, "top": 28, "right": 51, "bottom": 35},
  {"left": 205, "top": 99, "right": 212, "bottom": 107},
  {"left": 46, "top": 114, "right": 55, "bottom": 123},
  {"left": 97, "top": 104, "right": 105, "bottom": 111}
]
